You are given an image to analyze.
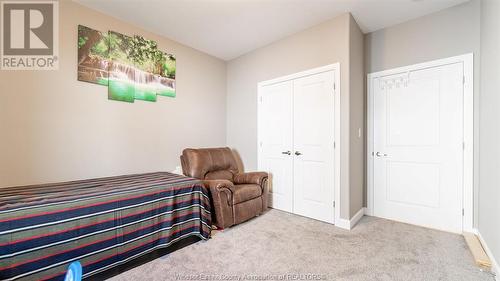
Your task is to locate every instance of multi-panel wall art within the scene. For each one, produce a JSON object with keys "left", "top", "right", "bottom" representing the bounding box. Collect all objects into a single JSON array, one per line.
[{"left": 77, "top": 25, "right": 176, "bottom": 103}]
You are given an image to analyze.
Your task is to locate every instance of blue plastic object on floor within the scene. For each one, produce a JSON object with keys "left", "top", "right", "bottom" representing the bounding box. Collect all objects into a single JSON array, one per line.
[{"left": 64, "top": 261, "right": 82, "bottom": 281}]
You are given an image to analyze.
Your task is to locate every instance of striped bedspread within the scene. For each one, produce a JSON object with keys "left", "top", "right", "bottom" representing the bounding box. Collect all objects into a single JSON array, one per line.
[{"left": 0, "top": 172, "right": 211, "bottom": 281}]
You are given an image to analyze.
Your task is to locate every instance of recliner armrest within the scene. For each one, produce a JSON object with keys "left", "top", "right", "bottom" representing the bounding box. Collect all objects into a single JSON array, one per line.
[
  {"left": 233, "top": 172, "right": 268, "bottom": 186},
  {"left": 202, "top": 179, "right": 234, "bottom": 203},
  {"left": 202, "top": 179, "right": 235, "bottom": 229},
  {"left": 202, "top": 179, "right": 234, "bottom": 190}
]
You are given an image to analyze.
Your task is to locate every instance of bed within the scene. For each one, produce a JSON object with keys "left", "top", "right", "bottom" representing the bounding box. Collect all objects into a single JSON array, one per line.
[{"left": 0, "top": 172, "right": 211, "bottom": 281}]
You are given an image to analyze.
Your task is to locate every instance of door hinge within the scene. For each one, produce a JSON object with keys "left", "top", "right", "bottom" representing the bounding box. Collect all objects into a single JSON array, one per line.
[
  {"left": 462, "top": 209, "right": 465, "bottom": 216},
  {"left": 333, "top": 141, "right": 336, "bottom": 149},
  {"left": 333, "top": 201, "right": 336, "bottom": 208},
  {"left": 463, "top": 76, "right": 466, "bottom": 84},
  {"left": 463, "top": 142, "right": 465, "bottom": 150},
  {"left": 333, "top": 83, "right": 336, "bottom": 91}
]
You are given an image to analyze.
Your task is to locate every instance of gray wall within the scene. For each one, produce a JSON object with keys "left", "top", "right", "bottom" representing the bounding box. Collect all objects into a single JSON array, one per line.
[
  {"left": 226, "top": 13, "right": 365, "bottom": 219},
  {"left": 364, "top": 0, "right": 481, "bottom": 221},
  {"left": 349, "top": 16, "right": 365, "bottom": 216},
  {"left": 479, "top": 0, "right": 500, "bottom": 271},
  {"left": 0, "top": 1, "right": 227, "bottom": 187}
]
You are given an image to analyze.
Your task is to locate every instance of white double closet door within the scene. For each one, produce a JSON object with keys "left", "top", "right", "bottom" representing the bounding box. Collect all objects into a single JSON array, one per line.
[{"left": 258, "top": 70, "right": 336, "bottom": 224}]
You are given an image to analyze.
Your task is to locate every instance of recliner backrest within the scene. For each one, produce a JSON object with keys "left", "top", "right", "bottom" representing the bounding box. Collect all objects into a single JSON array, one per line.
[{"left": 180, "top": 147, "right": 239, "bottom": 181}]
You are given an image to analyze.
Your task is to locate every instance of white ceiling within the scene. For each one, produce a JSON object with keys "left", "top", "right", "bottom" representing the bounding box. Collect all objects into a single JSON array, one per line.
[{"left": 75, "top": 0, "right": 469, "bottom": 61}]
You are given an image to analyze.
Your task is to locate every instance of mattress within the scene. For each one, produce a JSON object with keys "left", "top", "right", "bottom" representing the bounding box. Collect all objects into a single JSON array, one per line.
[{"left": 0, "top": 172, "right": 211, "bottom": 280}]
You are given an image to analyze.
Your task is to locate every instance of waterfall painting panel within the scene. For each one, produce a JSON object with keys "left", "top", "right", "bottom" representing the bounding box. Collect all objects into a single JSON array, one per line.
[
  {"left": 131, "top": 36, "right": 159, "bottom": 102},
  {"left": 132, "top": 36, "right": 176, "bottom": 100},
  {"left": 77, "top": 25, "right": 109, "bottom": 85},
  {"left": 157, "top": 52, "right": 176, "bottom": 97},
  {"left": 108, "top": 31, "right": 136, "bottom": 103}
]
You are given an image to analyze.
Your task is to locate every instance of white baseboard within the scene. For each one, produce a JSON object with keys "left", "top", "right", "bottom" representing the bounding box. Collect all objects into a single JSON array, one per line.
[
  {"left": 475, "top": 229, "right": 499, "bottom": 280},
  {"left": 335, "top": 218, "right": 350, "bottom": 229},
  {"left": 350, "top": 207, "right": 365, "bottom": 228},
  {"left": 335, "top": 208, "right": 365, "bottom": 230},
  {"left": 364, "top": 206, "right": 373, "bottom": 216}
]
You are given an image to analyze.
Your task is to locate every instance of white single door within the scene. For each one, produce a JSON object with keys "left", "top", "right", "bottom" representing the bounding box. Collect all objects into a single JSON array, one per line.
[
  {"left": 258, "top": 81, "right": 294, "bottom": 212},
  {"left": 293, "top": 71, "right": 336, "bottom": 224},
  {"left": 373, "top": 63, "right": 464, "bottom": 233}
]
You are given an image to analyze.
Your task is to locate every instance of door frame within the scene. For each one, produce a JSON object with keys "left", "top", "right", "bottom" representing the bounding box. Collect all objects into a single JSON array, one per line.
[
  {"left": 257, "top": 63, "right": 341, "bottom": 225},
  {"left": 366, "top": 54, "right": 474, "bottom": 232}
]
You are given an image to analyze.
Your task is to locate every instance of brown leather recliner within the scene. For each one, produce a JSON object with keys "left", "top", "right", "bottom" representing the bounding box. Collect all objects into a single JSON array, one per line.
[{"left": 180, "top": 147, "right": 268, "bottom": 229}]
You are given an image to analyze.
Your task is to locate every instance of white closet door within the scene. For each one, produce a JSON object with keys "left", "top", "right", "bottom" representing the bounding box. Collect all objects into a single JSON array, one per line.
[
  {"left": 258, "top": 81, "right": 294, "bottom": 212},
  {"left": 292, "top": 71, "right": 335, "bottom": 224},
  {"left": 373, "top": 63, "right": 464, "bottom": 233}
]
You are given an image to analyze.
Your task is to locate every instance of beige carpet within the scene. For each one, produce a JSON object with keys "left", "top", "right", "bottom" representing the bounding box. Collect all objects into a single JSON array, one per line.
[{"left": 110, "top": 209, "right": 494, "bottom": 281}]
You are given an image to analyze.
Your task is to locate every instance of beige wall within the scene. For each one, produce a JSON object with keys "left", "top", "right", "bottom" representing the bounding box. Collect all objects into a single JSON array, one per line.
[
  {"left": 364, "top": 0, "right": 481, "bottom": 219},
  {"left": 0, "top": 0, "right": 227, "bottom": 187},
  {"left": 226, "top": 13, "right": 365, "bottom": 219},
  {"left": 348, "top": 16, "right": 365, "bottom": 217},
  {"left": 478, "top": 0, "right": 500, "bottom": 270}
]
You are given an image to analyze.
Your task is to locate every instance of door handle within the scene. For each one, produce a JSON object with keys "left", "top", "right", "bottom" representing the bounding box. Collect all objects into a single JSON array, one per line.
[
  {"left": 281, "top": 151, "right": 291, "bottom": 155},
  {"left": 375, "top": 152, "right": 388, "bottom": 157},
  {"left": 295, "top": 151, "right": 302, "bottom": 156}
]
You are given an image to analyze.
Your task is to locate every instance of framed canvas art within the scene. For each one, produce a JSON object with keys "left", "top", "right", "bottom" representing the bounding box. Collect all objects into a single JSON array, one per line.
[
  {"left": 108, "top": 31, "right": 136, "bottom": 103},
  {"left": 77, "top": 26, "right": 176, "bottom": 103},
  {"left": 77, "top": 25, "right": 109, "bottom": 86}
]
